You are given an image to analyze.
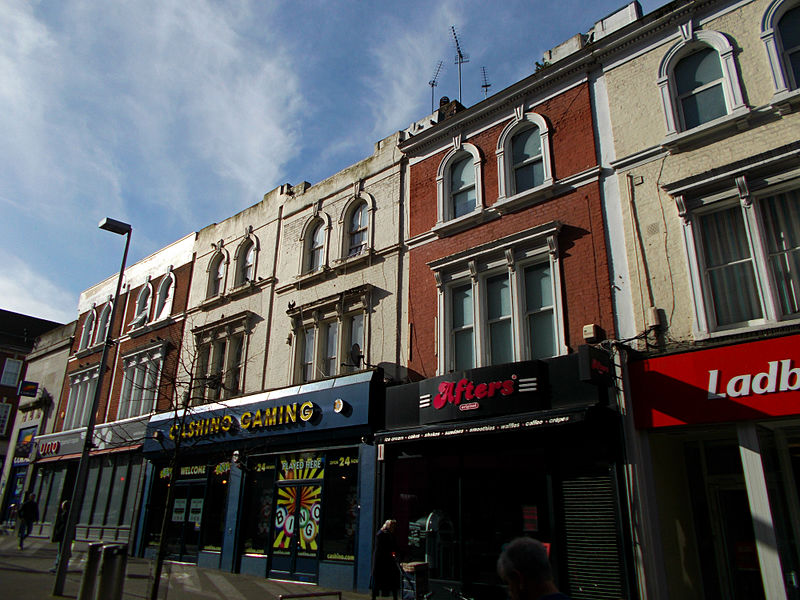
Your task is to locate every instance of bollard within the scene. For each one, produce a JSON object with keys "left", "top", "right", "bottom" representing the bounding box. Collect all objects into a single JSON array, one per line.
[
  {"left": 77, "top": 543, "right": 104, "bottom": 600},
  {"left": 96, "top": 544, "right": 128, "bottom": 600}
]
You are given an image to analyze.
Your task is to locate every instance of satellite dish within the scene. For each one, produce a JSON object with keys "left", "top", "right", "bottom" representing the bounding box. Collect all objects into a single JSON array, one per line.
[{"left": 349, "top": 343, "right": 363, "bottom": 368}]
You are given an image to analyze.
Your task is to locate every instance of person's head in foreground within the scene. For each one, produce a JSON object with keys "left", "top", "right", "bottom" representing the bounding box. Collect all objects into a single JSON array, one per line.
[{"left": 497, "top": 537, "right": 565, "bottom": 600}]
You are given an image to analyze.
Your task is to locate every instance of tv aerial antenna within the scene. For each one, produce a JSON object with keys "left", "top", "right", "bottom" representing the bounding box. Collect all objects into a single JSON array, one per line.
[
  {"left": 451, "top": 26, "right": 469, "bottom": 103},
  {"left": 429, "top": 60, "right": 444, "bottom": 113},
  {"left": 481, "top": 66, "right": 491, "bottom": 99}
]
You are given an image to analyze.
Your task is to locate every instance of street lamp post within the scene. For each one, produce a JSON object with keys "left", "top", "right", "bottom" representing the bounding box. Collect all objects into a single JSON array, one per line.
[{"left": 53, "top": 218, "right": 132, "bottom": 596}]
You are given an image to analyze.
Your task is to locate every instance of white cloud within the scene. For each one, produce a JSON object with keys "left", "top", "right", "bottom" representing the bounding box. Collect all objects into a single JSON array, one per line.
[{"left": 0, "top": 251, "right": 77, "bottom": 324}]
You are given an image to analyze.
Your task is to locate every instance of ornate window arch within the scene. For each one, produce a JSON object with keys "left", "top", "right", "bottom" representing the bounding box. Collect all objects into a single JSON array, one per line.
[
  {"left": 761, "top": 0, "right": 800, "bottom": 95},
  {"left": 153, "top": 269, "right": 176, "bottom": 321},
  {"left": 206, "top": 247, "right": 229, "bottom": 299},
  {"left": 436, "top": 140, "right": 483, "bottom": 223},
  {"left": 496, "top": 110, "right": 553, "bottom": 202},
  {"left": 300, "top": 213, "right": 331, "bottom": 274},
  {"left": 79, "top": 307, "right": 96, "bottom": 350},
  {"left": 94, "top": 300, "right": 112, "bottom": 345},
  {"left": 130, "top": 280, "right": 153, "bottom": 329},
  {"left": 657, "top": 26, "right": 746, "bottom": 134},
  {"left": 234, "top": 232, "right": 259, "bottom": 287},
  {"left": 339, "top": 192, "right": 375, "bottom": 259}
]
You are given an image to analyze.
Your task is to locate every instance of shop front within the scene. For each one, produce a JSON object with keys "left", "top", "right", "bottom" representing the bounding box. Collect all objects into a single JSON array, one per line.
[
  {"left": 141, "top": 370, "right": 382, "bottom": 591},
  {"left": 29, "top": 418, "right": 148, "bottom": 544},
  {"left": 378, "top": 356, "right": 633, "bottom": 600},
  {"left": 630, "top": 332, "right": 800, "bottom": 600}
]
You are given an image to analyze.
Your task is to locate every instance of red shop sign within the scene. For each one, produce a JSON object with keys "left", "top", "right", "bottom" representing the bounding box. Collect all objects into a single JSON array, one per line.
[{"left": 631, "top": 333, "right": 800, "bottom": 428}]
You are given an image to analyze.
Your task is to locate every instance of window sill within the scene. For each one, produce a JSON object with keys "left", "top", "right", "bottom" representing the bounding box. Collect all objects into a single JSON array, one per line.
[
  {"left": 771, "top": 88, "right": 800, "bottom": 114},
  {"left": 129, "top": 317, "right": 174, "bottom": 339},
  {"left": 75, "top": 343, "right": 104, "bottom": 359},
  {"left": 694, "top": 315, "right": 800, "bottom": 342},
  {"left": 333, "top": 249, "right": 373, "bottom": 273},
  {"left": 200, "top": 295, "right": 226, "bottom": 311},
  {"left": 494, "top": 180, "right": 556, "bottom": 215},
  {"left": 227, "top": 281, "right": 258, "bottom": 299},
  {"left": 432, "top": 208, "right": 498, "bottom": 238},
  {"left": 661, "top": 107, "right": 751, "bottom": 152}
]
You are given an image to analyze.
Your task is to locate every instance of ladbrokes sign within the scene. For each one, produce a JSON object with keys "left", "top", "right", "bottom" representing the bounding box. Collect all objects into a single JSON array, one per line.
[{"left": 631, "top": 333, "right": 800, "bottom": 428}]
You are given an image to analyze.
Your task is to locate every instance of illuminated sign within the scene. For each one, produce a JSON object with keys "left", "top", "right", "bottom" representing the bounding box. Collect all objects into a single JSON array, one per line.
[{"left": 168, "top": 401, "right": 315, "bottom": 441}]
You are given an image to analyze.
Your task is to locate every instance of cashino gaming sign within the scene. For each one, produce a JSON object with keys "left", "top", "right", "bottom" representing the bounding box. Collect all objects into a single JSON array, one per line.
[{"left": 143, "top": 371, "right": 375, "bottom": 453}]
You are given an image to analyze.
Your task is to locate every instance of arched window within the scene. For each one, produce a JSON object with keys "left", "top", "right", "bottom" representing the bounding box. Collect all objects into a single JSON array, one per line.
[
  {"left": 778, "top": 6, "right": 800, "bottom": 88},
  {"left": 674, "top": 47, "right": 727, "bottom": 129},
  {"left": 657, "top": 28, "right": 745, "bottom": 135},
  {"left": 79, "top": 310, "right": 96, "bottom": 350},
  {"left": 762, "top": 0, "right": 800, "bottom": 95},
  {"left": 450, "top": 154, "right": 476, "bottom": 218},
  {"left": 347, "top": 202, "right": 368, "bottom": 257},
  {"left": 235, "top": 239, "right": 256, "bottom": 286},
  {"left": 496, "top": 111, "right": 553, "bottom": 205},
  {"left": 153, "top": 273, "right": 175, "bottom": 321},
  {"left": 436, "top": 142, "right": 483, "bottom": 225},
  {"left": 94, "top": 303, "right": 112, "bottom": 345},
  {"left": 207, "top": 253, "right": 226, "bottom": 298},
  {"left": 306, "top": 221, "right": 326, "bottom": 273},
  {"left": 130, "top": 285, "right": 151, "bottom": 328}
]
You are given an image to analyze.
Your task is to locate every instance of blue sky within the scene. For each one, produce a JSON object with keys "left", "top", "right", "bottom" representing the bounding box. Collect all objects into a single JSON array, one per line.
[{"left": 1, "top": 0, "right": 663, "bottom": 324}]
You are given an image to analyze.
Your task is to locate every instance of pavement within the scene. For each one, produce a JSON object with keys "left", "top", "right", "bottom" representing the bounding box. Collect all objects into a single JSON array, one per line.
[{"left": 0, "top": 533, "right": 373, "bottom": 600}]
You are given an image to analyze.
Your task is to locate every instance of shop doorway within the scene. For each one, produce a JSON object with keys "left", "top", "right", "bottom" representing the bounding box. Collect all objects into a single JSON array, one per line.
[
  {"left": 708, "top": 484, "right": 765, "bottom": 600},
  {"left": 166, "top": 483, "right": 206, "bottom": 562},
  {"left": 269, "top": 482, "right": 322, "bottom": 582}
]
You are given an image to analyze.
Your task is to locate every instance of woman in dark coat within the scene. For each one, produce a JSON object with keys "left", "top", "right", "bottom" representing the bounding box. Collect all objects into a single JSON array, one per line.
[
  {"left": 371, "top": 519, "right": 399, "bottom": 600},
  {"left": 49, "top": 501, "right": 69, "bottom": 572}
]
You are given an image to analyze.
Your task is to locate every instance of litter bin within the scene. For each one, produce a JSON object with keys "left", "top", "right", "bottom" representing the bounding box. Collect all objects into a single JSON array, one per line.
[
  {"left": 96, "top": 544, "right": 128, "bottom": 600},
  {"left": 400, "top": 561, "right": 429, "bottom": 600}
]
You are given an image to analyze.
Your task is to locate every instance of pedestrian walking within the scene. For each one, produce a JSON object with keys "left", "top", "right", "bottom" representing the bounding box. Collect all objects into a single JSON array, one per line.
[
  {"left": 371, "top": 519, "right": 399, "bottom": 600},
  {"left": 17, "top": 492, "right": 39, "bottom": 550},
  {"left": 50, "top": 500, "right": 69, "bottom": 572},
  {"left": 497, "top": 537, "right": 570, "bottom": 600}
]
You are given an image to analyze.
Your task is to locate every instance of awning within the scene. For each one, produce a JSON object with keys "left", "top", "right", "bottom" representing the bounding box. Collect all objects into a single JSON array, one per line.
[{"left": 35, "top": 443, "right": 142, "bottom": 464}]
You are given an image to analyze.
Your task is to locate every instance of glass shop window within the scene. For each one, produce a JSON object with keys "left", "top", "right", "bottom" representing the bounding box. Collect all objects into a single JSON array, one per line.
[
  {"left": 240, "top": 458, "right": 277, "bottom": 555},
  {"left": 144, "top": 466, "right": 172, "bottom": 549},
  {"left": 80, "top": 458, "right": 101, "bottom": 524},
  {"left": 91, "top": 456, "right": 114, "bottom": 525},
  {"left": 199, "top": 461, "right": 230, "bottom": 551},
  {"left": 322, "top": 449, "right": 359, "bottom": 561},
  {"left": 122, "top": 457, "right": 143, "bottom": 527},
  {"left": 105, "top": 455, "right": 131, "bottom": 526}
]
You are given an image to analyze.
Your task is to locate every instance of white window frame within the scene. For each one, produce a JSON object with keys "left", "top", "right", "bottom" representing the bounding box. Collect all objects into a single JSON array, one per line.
[
  {"left": 339, "top": 193, "right": 375, "bottom": 260},
  {"left": 234, "top": 236, "right": 258, "bottom": 287},
  {"left": 678, "top": 177, "right": 800, "bottom": 335},
  {"left": 94, "top": 302, "right": 112, "bottom": 346},
  {"left": 431, "top": 223, "right": 566, "bottom": 375},
  {"left": 289, "top": 288, "right": 370, "bottom": 384},
  {"left": 130, "top": 282, "right": 152, "bottom": 329},
  {"left": 193, "top": 317, "right": 249, "bottom": 404},
  {"left": 63, "top": 367, "right": 99, "bottom": 430},
  {"left": 153, "top": 271, "right": 175, "bottom": 322},
  {"left": 117, "top": 346, "right": 165, "bottom": 420},
  {"left": 1, "top": 358, "right": 23, "bottom": 387},
  {"left": 300, "top": 215, "right": 330, "bottom": 275},
  {"left": 496, "top": 109, "right": 553, "bottom": 206},
  {"left": 79, "top": 309, "right": 96, "bottom": 350},
  {"left": 657, "top": 27, "right": 746, "bottom": 135},
  {"left": 206, "top": 250, "right": 228, "bottom": 299},
  {"left": 435, "top": 140, "right": 484, "bottom": 225},
  {"left": 762, "top": 0, "right": 800, "bottom": 96}
]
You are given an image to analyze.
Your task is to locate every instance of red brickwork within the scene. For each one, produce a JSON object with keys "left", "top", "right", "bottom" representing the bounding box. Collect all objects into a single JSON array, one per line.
[{"left": 406, "top": 83, "right": 613, "bottom": 379}]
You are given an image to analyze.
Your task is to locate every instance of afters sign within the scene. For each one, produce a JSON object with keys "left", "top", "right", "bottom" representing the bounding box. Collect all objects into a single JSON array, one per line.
[
  {"left": 419, "top": 362, "right": 546, "bottom": 425},
  {"left": 631, "top": 333, "right": 800, "bottom": 428}
]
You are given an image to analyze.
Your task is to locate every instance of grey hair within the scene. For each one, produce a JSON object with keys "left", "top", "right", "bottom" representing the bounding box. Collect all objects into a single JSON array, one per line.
[
  {"left": 382, "top": 519, "right": 397, "bottom": 530},
  {"left": 497, "top": 537, "right": 553, "bottom": 583}
]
